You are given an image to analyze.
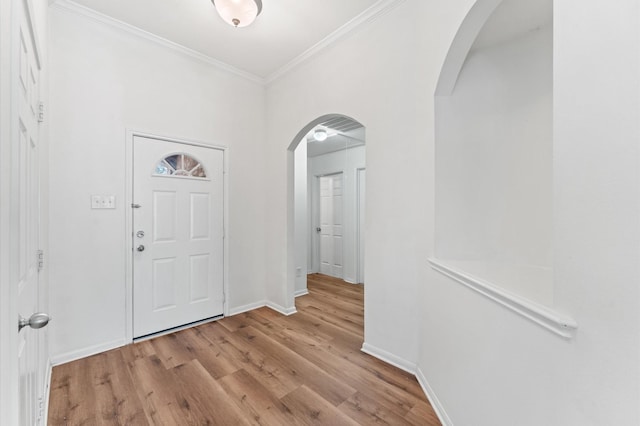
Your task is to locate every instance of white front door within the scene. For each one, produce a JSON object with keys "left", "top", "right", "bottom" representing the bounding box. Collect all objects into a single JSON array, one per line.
[
  {"left": 13, "top": 0, "right": 48, "bottom": 424},
  {"left": 132, "top": 136, "right": 224, "bottom": 338},
  {"left": 319, "top": 173, "right": 343, "bottom": 278}
]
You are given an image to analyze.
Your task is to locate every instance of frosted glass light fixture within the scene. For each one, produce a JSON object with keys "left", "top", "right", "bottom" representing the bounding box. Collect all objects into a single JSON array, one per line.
[
  {"left": 313, "top": 129, "right": 328, "bottom": 142},
  {"left": 211, "top": 0, "right": 263, "bottom": 28}
]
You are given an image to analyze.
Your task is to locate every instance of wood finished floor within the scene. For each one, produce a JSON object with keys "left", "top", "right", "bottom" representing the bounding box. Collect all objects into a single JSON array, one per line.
[{"left": 48, "top": 274, "right": 440, "bottom": 425}]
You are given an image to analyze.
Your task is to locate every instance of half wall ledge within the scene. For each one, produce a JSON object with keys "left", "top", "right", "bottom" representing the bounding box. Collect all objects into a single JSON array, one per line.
[{"left": 428, "top": 258, "right": 577, "bottom": 339}]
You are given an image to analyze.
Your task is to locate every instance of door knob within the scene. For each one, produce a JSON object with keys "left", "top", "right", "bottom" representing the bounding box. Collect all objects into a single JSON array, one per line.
[
  {"left": 137, "top": 245, "right": 145, "bottom": 252},
  {"left": 18, "top": 313, "right": 50, "bottom": 332},
  {"left": 316, "top": 227, "right": 321, "bottom": 233}
]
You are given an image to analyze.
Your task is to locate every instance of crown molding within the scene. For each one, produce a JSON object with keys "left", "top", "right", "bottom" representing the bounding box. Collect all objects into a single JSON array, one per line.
[
  {"left": 50, "top": 0, "right": 406, "bottom": 87},
  {"left": 50, "top": 0, "right": 264, "bottom": 85},
  {"left": 265, "top": 0, "right": 407, "bottom": 85}
]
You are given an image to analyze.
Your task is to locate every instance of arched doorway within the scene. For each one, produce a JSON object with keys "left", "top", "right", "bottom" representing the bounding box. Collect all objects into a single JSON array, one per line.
[{"left": 287, "top": 114, "right": 366, "bottom": 304}]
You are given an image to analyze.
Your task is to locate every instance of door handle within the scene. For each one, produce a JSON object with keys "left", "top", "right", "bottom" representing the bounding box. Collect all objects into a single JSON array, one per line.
[
  {"left": 316, "top": 227, "right": 321, "bottom": 233},
  {"left": 137, "top": 245, "right": 145, "bottom": 252},
  {"left": 18, "top": 313, "right": 50, "bottom": 332}
]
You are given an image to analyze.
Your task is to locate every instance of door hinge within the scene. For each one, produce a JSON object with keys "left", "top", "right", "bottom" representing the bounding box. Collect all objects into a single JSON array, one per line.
[
  {"left": 38, "top": 101, "right": 45, "bottom": 123},
  {"left": 37, "top": 249, "right": 44, "bottom": 271}
]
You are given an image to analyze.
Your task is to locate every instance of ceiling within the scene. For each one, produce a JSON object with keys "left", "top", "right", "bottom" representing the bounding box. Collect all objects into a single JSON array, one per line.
[
  {"left": 305, "top": 116, "right": 365, "bottom": 158},
  {"left": 58, "top": 0, "right": 385, "bottom": 81}
]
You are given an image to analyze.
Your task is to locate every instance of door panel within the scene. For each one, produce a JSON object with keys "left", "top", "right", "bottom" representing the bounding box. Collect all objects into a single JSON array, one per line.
[
  {"left": 319, "top": 174, "right": 344, "bottom": 278},
  {"left": 133, "top": 136, "right": 224, "bottom": 338},
  {"left": 14, "top": 0, "right": 46, "bottom": 424}
]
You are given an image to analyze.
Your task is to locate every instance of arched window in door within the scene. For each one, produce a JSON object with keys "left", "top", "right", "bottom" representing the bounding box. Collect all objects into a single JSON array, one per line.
[{"left": 154, "top": 153, "right": 207, "bottom": 178}]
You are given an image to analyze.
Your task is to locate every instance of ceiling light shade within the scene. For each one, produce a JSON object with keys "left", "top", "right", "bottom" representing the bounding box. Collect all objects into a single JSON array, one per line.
[
  {"left": 313, "top": 129, "right": 328, "bottom": 142},
  {"left": 212, "top": 0, "right": 263, "bottom": 28}
]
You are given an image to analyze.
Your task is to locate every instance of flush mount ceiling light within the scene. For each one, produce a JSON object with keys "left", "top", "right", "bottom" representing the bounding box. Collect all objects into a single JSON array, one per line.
[
  {"left": 313, "top": 128, "right": 328, "bottom": 142},
  {"left": 211, "top": 0, "right": 263, "bottom": 28}
]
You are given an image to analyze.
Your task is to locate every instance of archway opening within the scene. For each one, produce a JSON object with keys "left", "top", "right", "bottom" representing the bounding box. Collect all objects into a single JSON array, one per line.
[{"left": 287, "top": 114, "right": 366, "bottom": 306}]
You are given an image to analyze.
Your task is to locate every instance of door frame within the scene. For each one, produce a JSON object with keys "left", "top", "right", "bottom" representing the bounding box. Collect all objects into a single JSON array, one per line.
[
  {"left": 356, "top": 167, "right": 365, "bottom": 284},
  {"left": 0, "top": 0, "right": 18, "bottom": 422},
  {"left": 124, "top": 130, "right": 229, "bottom": 343},
  {"left": 312, "top": 171, "right": 345, "bottom": 276}
]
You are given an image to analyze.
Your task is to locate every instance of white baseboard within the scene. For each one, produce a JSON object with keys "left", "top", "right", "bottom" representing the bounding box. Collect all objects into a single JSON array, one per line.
[
  {"left": 228, "top": 300, "right": 267, "bottom": 316},
  {"left": 226, "top": 299, "right": 299, "bottom": 316},
  {"left": 294, "top": 289, "right": 309, "bottom": 297},
  {"left": 51, "top": 338, "right": 127, "bottom": 366},
  {"left": 360, "top": 342, "right": 417, "bottom": 374},
  {"left": 266, "top": 301, "right": 297, "bottom": 316},
  {"left": 416, "top": 367, "right": 453, "bottom": 426},
  {"left": 361, "top": 343, "right": 452, "bottom": 425}
]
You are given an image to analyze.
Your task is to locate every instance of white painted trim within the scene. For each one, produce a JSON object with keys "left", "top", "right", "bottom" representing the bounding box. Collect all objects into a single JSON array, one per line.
[
  {"left": 228, "top": 301, "right": 267, "bottom": 316},
  {"left": 356, "top": 167, "right": 366, "bottom": 284},
  {"left": 294, "top": 289, "right": 309, "bottom": 298},
  {"left": 49, "top": 0, "right": 406, "bottom": 87},
  {"left": 362, "top": 343, "right": 453, "bottom": 425},
  {"left": 0, "top": 0, "right": 15, "bottom": 423},
  {"left": 266, "top": 302, "right": 297, "bottom": 316},
  {"left": 51, "top": 338, "right": 127, "bottom": 366},
  {"left": 124, "top": 130, "right": 134, "bottom": 344},
  {"left": 360, "top": 342, "right": 417, "bottom": 375},
  {"left": 50, "top": 0, "right": 263, "bottom": 85},
  {"left": 416, "top": 367, "right": 454, "bottom": 426},
  {"left": 265, "top": 0, "right": 407, "bottom": 84},
  {"left": 227, "top": 298, "right": 299, "bottom": 317},
  {"left": 41, "top": 360, "right": 53, "bottom": 426},
  {"left": 428, "top": 258, "right": 578, "bottom": 338},
  {"left": 125, "top": 130, "right": 230, "bottom": 343}
]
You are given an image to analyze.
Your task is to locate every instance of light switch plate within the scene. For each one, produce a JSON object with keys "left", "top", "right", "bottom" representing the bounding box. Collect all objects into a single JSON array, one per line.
[{"left": 91, "top": 195, "right": 116, "bottom": 209}]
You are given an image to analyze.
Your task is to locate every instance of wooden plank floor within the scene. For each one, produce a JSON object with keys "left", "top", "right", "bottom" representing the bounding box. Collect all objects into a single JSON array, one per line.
[{"left": 48, "top": 273, "right": 441, "bottom": 425}]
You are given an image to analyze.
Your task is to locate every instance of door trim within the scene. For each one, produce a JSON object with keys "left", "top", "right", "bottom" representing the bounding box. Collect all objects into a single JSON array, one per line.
[
  {"left": 124, "top": 130, "right": 229, "bottom": 343},
  {"left": 356, "top": 167, "right": 365, "bottom": 284},
  {"left": 313, "top": 171, "right": 344, "bottom": 277}
]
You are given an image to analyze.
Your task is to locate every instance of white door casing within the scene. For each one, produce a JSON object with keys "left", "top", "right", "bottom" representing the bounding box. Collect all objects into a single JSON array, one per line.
[
  {"left": 319, "top": 173, "right": 344, "bottom": 278},
  {"left": 132, "top": 136, "right": 224, "bottom": 338},
  {"left": 357, "top": 168, "right": 366, "bottom": 284}
]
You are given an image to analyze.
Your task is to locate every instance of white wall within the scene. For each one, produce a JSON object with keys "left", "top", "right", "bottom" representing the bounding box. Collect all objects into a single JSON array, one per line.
[
  {"left": 265, "top": 0, "right": 449, "bottom": 369},
  {"left": 266, "top": 0, "right": 640, "bottom": 424},
  {"left": 436, "top": 22, "right": 553, "bottom": 305},
  {"left": 48, "top": 6, "right": 267, "bottom": 362},
  {"left": 308, "top": 145, "right": 365, "bottom": 283},
  {"left": 420, "top": 0, "right": 640, "bottom": 425}
]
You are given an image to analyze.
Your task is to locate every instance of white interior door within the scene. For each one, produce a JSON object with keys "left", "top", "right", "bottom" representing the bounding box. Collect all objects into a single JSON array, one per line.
[
  {"left": 319, "top": 173, "right": 343, "bottom": 278},
  {"left": 14, "top": 0, "right": 47, "bottom": 424},
  {"left": 132, "top": 136, "right": 224, "bottom": 338}
]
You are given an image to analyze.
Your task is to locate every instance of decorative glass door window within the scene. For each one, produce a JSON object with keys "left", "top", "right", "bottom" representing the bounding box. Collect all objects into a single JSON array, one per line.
[{"left": 154, "top": 153, "right": 207, "bottom": 178}]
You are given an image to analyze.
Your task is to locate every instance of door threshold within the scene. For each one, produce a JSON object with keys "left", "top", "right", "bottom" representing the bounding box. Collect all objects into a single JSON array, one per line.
[{"left": 133, "top": 314, "right": 224, "bottom": 342}]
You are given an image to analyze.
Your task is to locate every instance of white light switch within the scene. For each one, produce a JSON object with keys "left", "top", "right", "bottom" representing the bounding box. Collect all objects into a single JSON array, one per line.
[{"left": 91, "top": 195, "right": 116, "bottom": 209}]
